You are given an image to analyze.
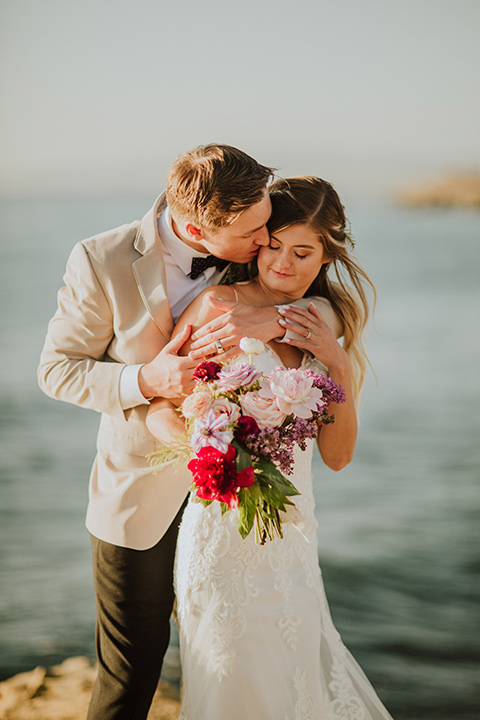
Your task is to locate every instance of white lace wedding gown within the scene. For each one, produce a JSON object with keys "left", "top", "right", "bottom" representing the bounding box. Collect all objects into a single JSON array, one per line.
[{"left": 174, "top": 349, "right": 394, "bottom": 720}]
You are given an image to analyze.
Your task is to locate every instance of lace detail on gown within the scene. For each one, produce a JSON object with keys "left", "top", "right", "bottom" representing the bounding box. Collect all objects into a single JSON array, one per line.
[
  {"left": 287, "top": 667, "right": 319, "bottom": 720},
  {"left": 174, "top": 347, "right": 393, "bottom": 720},
  {"left": 175, "top": 505, "right": 263, "bottom": 678}
]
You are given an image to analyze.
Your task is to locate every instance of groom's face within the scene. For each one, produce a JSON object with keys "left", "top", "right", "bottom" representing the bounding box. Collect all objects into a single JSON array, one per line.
[{"left": 195, "top": 190, "right": 272, "bottom": 264}]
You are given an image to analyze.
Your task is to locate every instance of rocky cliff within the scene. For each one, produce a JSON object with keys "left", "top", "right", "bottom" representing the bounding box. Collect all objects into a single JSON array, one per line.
[
  {"left": 396, "top": 173, "right": 480, "bottom": 208},
  {"left": 0, "top": 657, "right": 180, "bottom": 720}
]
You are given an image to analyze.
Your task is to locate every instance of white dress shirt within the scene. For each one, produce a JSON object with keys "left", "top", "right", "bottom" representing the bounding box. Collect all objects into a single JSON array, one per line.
[{"left": 119, "top": 206, "right": 228, "bottom": 409}]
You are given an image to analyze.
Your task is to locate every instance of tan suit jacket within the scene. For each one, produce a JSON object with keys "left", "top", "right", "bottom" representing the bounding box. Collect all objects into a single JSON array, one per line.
[
  {"left": 38, "top": 194, "right": 341, "bottom": 551},
  {"left": 38, "top": 194, "right": 193, "bottom": 550}
]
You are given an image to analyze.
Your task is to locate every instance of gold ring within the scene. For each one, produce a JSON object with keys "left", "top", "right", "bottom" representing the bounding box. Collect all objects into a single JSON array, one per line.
[
  {"left": 305, "top": 328, "right": 312, "bottom": 340},
  {"left": 215, "top": 340, "right": 225, "bottom": 354}
]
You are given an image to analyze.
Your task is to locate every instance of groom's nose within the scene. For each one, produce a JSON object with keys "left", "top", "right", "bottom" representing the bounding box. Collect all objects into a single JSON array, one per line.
[{"left": 253, "top": 226, "right": 270, "bottom": 246}]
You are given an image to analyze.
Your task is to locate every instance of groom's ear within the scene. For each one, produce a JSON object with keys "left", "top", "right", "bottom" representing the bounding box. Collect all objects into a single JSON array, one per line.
[{"left": 185, "top": 223, "right": 204, "bottom": 241}]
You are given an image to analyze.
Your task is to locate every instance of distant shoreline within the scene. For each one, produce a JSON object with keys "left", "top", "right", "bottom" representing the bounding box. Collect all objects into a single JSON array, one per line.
[{"left": 395, "top": 172, "right": 480, "bottom": 208}]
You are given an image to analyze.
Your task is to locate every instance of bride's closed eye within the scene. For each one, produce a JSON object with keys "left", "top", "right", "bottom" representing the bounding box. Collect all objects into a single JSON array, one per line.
[{"left": 268, "top": 241, "right": 307, "bottom": 259}]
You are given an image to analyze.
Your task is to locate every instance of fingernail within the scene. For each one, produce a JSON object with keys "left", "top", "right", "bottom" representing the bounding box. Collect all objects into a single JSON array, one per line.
[
  {"left": 278, "top": 318, "right": 287, "bottom": 326},
  {"left": 277, "top": 307, "right": 287, "bottom": 315}
]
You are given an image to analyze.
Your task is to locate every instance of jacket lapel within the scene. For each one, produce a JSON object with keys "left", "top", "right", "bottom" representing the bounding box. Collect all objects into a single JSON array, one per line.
[{"left": 132, "top": 194, "right": 174, "bottom": 340}]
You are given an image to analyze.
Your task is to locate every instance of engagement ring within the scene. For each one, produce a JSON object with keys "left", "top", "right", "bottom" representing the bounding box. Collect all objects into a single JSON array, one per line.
[{"left": 215, "top": 340, "right": 225, "bottom": 353}]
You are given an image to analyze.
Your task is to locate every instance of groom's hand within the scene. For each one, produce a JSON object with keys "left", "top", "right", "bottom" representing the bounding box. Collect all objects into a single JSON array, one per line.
[
  {"left": 188, "top": 297, "right": 285, "bottom": 361},
  {"left": 138, "top": 324, "right": 197, "bottom": 400}
]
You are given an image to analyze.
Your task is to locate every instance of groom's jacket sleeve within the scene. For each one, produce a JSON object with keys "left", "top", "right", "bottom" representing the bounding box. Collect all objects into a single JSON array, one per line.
[{"left": 37, "top": 240, "right": 126, "bottom": 419}]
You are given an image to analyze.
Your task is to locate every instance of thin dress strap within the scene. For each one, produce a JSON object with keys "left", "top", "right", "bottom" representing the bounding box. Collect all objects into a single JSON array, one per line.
[{"left": 232, "top": 286, "right": 239, "bottom": 303}]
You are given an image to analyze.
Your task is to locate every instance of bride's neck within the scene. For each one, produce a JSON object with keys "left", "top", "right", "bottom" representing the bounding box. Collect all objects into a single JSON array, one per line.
[
  {"left": 242, "top": 277, "right": 304, "bottom": 368},
  {"left": 248, "top": 276, "right": 303, "bottom": 306}
]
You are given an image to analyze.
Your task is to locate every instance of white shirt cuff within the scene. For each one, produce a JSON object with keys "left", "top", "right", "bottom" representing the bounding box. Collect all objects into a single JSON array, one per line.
[{"left": 119, "top": 364, "right": 152, "bottom": 410}]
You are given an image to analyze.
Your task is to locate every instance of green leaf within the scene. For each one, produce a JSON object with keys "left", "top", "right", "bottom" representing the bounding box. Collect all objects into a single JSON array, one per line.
[
  {"left": 191, "top": 495, "right": 213, "bottom": 507},
  {"left": 232, "top": 440, "right": 254, "bottom": 472},
  {"left": 248, "top": 483, "right": 265, "bottom": 506},
  {"left": 237, "top": 487, "right": 258, "bottom": 539},
  {"left": 253, "top": 458, "right": 300, "bottom": 497},
  {"left": 258, "top": 482, "right": 292, "bottom": 513}
]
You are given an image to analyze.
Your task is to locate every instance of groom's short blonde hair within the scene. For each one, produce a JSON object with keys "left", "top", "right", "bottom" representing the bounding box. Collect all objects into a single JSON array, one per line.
[{"left": 166, "top": 144, "right": 274, "bottom": 232}]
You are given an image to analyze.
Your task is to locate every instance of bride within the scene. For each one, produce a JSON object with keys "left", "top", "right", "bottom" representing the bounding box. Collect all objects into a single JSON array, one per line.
[{"left": 147, "top": 177, "right": 393, "bottom": 719}]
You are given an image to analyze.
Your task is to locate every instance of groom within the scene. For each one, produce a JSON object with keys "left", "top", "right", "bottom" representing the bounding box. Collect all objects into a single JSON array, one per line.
[{"left": 38, "top": 144, "right": 287, "bottom": 719}]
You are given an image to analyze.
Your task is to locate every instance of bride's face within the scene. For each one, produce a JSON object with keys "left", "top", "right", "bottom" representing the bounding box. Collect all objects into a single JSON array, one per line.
[{"left": 257, "top": 223, "right": 328, "bottom": 298}]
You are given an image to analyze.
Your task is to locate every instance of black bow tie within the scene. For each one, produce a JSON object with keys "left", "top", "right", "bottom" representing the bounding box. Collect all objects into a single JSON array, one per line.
[{"left": 189, "top": 255, "right": 230, "bottom": 280}]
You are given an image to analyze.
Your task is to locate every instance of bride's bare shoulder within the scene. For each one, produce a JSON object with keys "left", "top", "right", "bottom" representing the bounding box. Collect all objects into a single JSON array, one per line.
[
  {"left": 193, "top": 285, "right": 238, "bottom": 307},
  {"left": 174, "top": 284, "right": 238, "bottom": 335}
]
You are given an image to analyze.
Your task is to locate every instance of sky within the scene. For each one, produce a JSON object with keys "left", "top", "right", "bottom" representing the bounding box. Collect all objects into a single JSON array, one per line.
[{"left": 1, "top": 0, "right": 479, "bottom": 200}]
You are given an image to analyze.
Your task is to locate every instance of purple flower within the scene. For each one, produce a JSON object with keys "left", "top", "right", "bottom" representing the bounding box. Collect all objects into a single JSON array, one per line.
[
  {"left": 243, "top": 415, "right": 322, "bottom": 475},
  {"left": 191, "top": 411, "right": 234, "bottom": 454},
  {"left": 301, "top": 370, "right": 346, "bottom": 407}
]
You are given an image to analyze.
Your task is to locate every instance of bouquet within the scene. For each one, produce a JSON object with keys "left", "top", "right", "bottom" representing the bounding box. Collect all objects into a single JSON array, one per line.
[{"left": 149, "top": 338, "right": 346, "bottom": 544}]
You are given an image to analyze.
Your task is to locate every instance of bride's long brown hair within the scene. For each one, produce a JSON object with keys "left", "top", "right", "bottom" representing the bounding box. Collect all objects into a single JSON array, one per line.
[{"left": 267, "top": 176, "right": 376, "bottom": 403}]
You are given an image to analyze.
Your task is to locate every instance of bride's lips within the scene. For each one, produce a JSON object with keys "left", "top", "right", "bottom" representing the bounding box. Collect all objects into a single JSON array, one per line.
[{"left": 271, "top": 270, "right": 293, "bottom": 278}]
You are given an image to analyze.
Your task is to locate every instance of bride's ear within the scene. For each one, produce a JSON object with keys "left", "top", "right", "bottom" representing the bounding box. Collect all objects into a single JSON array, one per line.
[{"left": 321, "top": 245, "right": 331, "bottom": 265}]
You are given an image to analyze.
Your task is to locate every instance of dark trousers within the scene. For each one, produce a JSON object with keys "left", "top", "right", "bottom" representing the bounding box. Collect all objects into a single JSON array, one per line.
[{"left": 87, "top": 501, "right": 186, "bottom": 720}]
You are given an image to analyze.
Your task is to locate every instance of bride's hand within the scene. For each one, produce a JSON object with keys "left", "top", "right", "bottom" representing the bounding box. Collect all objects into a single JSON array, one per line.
[
  {"left": 188, "top": 297, "right": 283, "bottom": 362},
  {"left": 278, "top": 302, "right": 348, "bottom": 374}
]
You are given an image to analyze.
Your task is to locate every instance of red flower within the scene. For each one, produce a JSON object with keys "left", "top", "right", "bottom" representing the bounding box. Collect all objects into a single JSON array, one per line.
[
  {"left": 193, "top": 361, "right": 222, "bottom": 383},
  {"left": 234, "top": 415, "right": 260, "bottom": 442},
  {"left": 188, "top": 445, "right": 255, "bottom": 508}
]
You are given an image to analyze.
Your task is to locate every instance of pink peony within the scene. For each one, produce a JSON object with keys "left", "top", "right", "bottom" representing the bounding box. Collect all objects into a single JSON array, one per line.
[
  {"left": 265, "top": 368, "right": 324, "bottom": 419},
  {"left": 216, "top": 362, "right": 262, "bottom": 392},
  {"left": 182, "top": 391, "right": 215, "bottom": 420},
  {"left": 239, "top": 384, "right": 287, "bottom": 428}
]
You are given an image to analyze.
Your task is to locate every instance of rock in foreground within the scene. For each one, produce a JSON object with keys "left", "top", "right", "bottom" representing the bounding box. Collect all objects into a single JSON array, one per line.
[{"left": 0, "top": 657, "right": 180, "bottom": 720}]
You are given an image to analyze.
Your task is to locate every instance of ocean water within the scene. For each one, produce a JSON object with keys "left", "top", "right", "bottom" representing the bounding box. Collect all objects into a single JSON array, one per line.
[{"left": 0, "top": 196, "right": 479, "bottom": 719}]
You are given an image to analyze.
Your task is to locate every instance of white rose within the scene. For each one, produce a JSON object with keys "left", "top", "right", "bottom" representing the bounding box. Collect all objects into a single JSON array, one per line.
[
  {"left": 181, "top": 391, "right": 215, "bottom": 419},
  {"left": 239, "top": 337, "right": 265, "bottom": 355},
  {"left": 210, "top": 398, "right": 241, "bottom": 423}
]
